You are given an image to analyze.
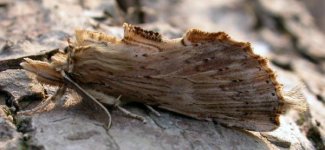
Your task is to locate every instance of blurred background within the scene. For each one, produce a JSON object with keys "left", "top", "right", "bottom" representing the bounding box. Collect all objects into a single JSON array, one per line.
[{"left": 0, "top": 0, "right": 324, "bottom": 149}]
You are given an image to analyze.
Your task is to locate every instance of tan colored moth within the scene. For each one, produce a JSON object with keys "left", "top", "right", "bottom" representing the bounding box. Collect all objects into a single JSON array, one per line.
[{"left": 20, "top": 23, "right": 306, "bottom": 131}]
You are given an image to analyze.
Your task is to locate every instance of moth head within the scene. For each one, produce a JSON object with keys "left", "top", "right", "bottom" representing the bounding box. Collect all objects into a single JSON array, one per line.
[{"left": 20, "top": 58, "right": 64, "bottom": 86}]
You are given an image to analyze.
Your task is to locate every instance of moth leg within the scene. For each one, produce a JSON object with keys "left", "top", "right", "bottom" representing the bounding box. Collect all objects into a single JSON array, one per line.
[
  {"left": 86, "top": 90, "right": 120, "bottom": 106},
  {"left": 53, "top": 86, "right": 68, "bottom": 107},
  {"left": 85, "top": 91, "right": 147, "bottom": 123},
  {"left": 18, "top": 85, "right": 67, "bottom": 115},
  {"left": 113, "top": 95, "right": 147, "bottom": 123},
  {"left": 145, "top": 105, "right": 161, "bottom": 117},
  {"left": 17, "top": 96, "right": 51, "bottom": 115},
  {"left": 63, "top": 70, "right": 147, "bottom": 125},
  {"left": 116, "top": 105, "right": 147, "bottom": 123}
]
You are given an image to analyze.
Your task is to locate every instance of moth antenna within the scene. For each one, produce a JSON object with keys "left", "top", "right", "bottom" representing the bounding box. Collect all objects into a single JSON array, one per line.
[
  {"left": 282, "top": 85, "right": 308, "bottom": 112},
  {"left": 60, "top": 71, "right": 112, "bottom": 129},
  {"left": 145, "top": 105, "right": 161, "bottom": 116}
]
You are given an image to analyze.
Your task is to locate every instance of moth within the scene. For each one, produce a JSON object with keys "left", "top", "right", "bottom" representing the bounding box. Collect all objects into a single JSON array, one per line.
[{"left": 20, "top": 23, "right": 306, "bottom": 131}]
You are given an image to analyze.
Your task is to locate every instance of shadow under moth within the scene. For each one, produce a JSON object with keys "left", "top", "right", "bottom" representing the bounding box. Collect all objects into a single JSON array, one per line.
[{"left": 20, "top": 23, "right": 307, "bottom": 132}]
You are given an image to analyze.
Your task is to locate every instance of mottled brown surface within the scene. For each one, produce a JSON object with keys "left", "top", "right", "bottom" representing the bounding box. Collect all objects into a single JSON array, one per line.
[
  {"left": 0, "top": 0, "right": 324, "bottom": 150},
  {"left": 22, "top": 25, "right": 289, "bottom": 131}
]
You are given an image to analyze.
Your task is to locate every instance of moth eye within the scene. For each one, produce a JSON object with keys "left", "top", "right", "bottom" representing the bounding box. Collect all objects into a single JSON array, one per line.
[
  {"left": 64, "top": 45, "right": 75, "bottom": 54},
  {"left": 64, "top": 46, "right": 69, "bottom": 53}
]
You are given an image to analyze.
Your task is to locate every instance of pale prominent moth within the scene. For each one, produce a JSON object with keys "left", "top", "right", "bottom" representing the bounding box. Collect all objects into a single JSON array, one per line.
[{"left": 20, "top": 23, "right": 306, "bottom": 131}]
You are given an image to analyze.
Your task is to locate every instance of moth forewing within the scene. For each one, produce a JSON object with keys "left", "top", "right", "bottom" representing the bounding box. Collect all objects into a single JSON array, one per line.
[{"left": 20, "top": 23, "right": 307, "bottom": 132}]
